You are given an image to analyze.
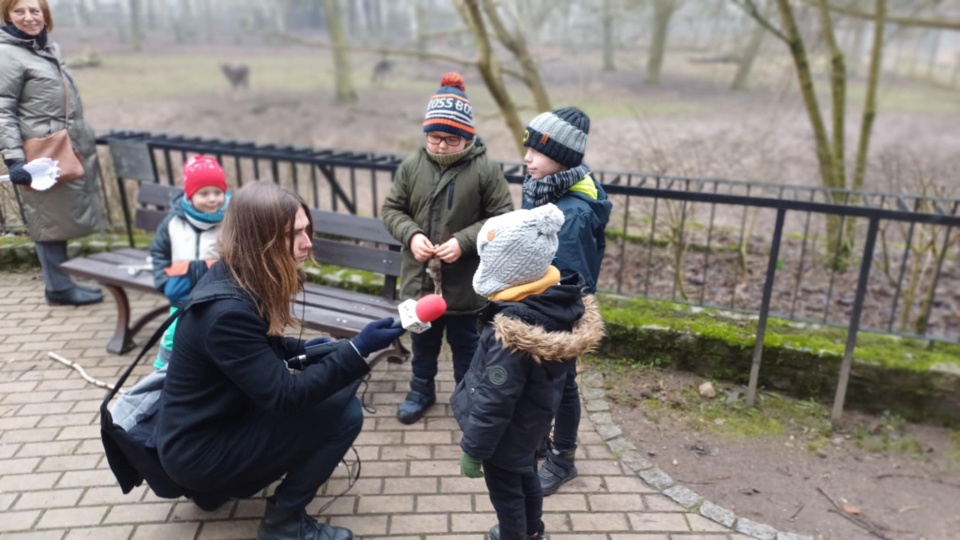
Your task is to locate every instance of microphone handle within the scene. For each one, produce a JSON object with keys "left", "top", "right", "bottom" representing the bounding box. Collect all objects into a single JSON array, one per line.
[{"left": 389, "top": 316, "right": 403, "bottom": 329}]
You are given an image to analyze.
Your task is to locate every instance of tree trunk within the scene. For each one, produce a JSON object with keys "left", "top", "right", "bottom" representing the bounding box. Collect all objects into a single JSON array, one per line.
[
  {"left": 647, "top": 0, "right": 678, "bottom": 85},
  {"left": 129, "top": 0, "right": 143, "bottom": 51},
  {"left": 925, "top": 30, "right": 941, "bottom": 79},
  {"left": 414, "top": 0, "right": 427, "bottom": 60},
  {"left": 479, "top": 0, "right": 551, "bottom": 112},
  {"left": 457, "top": 0, "right": 526, "bottom": 157},
  {"left": 730, "top": 0, "right": 770, "bottom": 91},
  {"left": 323, "top": 0, "right": 357, "bottom": 103},
  {"left": 602, "top": 0, "right": 616, "bottom": 72},
  {"left": 364, "top": 0, "right": 382, "bottom": 35}
]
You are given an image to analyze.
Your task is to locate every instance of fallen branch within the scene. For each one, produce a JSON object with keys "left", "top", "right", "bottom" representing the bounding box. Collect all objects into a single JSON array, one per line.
[
  {"left": 789, "top": 502, "right": 805, "bottom": 521},
  {"left": 48, "top": 351, "right": 121, "bottom": 393},
  {"left": 876, "top": 473, "right": 960, "bottom": 490},
  {"left": 816, "top": 487, "right": 895, "bottom": 540}
]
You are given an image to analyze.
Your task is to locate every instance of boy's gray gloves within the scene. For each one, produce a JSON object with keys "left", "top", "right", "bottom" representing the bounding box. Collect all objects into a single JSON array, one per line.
[{"left": 3, "top": 159, "right": 31, "bottom": 186}]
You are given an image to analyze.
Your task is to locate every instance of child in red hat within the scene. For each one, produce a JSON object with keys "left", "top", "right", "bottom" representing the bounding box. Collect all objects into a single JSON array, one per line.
[{"left": 149, "top": 155, "right": 230, "bottom": 369}]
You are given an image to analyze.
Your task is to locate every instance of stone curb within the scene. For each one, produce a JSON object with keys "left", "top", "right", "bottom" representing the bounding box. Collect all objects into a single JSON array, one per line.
[{"left": 580, "top": 370, "right": 814, "bottom": 540}]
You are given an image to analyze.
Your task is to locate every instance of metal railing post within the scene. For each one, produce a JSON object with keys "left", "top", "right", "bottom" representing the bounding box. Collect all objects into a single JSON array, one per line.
[
  {"left": 746, "top": 208, "right": 786, "bottom": 407},
  {"left": 831, "top": 217, "right": 880, "bottom": 423}
]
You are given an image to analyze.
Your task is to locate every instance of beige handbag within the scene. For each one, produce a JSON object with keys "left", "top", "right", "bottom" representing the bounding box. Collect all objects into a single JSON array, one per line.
[{"left": 22, "top": 65, "right": 84, "bottom": 184}]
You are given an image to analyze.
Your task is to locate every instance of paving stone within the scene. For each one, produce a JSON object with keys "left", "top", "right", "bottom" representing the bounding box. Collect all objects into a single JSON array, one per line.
[
  {"left": 35, "top": 506, "right": 108, "bottom": 529},
  {"left": 699, "top": 499, "right": 737, "bottom": 528},
  {"left": 0, "top": 510, "right": 40, "bottom": 532},
  {"left": 664, "top": 484, "right": 704, "bottom": 509},
  {"left": 63, "top": 525, "right": 134, "bottom": 539},
  {"left": 736, "top": 518, "right": 778, "bottom": 540},
  {"left": 14, "top": 489, "right": 84, "bottom": 510}
]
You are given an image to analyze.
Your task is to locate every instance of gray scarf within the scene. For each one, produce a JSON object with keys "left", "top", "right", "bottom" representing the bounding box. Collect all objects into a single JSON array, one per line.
[{"left": 522, "top": 164, "right": 591, "bottom": 207}]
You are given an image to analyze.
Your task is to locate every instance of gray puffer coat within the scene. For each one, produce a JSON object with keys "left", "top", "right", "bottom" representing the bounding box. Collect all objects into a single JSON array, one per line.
[{"left": 0, "top": 29, "right": 106, "bottom": 241}]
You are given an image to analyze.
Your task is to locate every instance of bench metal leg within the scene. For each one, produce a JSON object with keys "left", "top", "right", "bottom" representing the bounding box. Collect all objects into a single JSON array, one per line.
[
  {"left": 103, "top": 285, "right": 169, "bottom": 355},
  {"left": 386, "top": 339, "right": 410, "bottom": 364}
]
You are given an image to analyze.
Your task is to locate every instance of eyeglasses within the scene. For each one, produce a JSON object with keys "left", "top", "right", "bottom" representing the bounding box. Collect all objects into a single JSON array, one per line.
[{"left": 426, "top": 134, "right": 464, "bottom": 146}]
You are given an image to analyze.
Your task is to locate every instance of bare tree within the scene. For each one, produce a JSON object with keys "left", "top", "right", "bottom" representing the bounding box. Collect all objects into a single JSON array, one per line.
[
  {"left": 128, "top": 0, "right": 143, "bottom": 51},
  {"left": 323, "top": 0, "right": 357, "bottom": 103},
  {"left": 647, "top": 0, "right": 682, "bottom": 84},
  {"left": 734, "top": 0, "right": 889, "bottom": 268},
  {"left": 730, "top": 0, "right": 771, "bottom": 91},
  {"left": 602, "top": 0, "right": 616, "bottom": 72}
]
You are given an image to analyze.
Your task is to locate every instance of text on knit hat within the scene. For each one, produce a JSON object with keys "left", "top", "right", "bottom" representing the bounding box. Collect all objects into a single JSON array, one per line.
[{"left": 423, "top": 72, "right": 476, "bottom": 141}]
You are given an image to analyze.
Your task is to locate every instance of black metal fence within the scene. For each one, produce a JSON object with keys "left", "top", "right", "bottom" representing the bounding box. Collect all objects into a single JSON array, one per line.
[{"left": 2, "top": 131, "right": 958, "bottom": 419}]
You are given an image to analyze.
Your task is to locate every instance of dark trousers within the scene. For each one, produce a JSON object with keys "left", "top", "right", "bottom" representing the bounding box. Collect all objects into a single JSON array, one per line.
[
  {"left": 484, "top": 458, "right": 544, "bottom": 540},
  {"left": 166, "top": 386, "right": 364, "bottom": 512},
  {"left": 274, "top": 396, "right": 364, "bottom": 510},
  {"left": 410, "top": 313, "right": 478, "bottom": 384},
  {"left": 552, "top": 359, "right": 581, "bottom": 451}
]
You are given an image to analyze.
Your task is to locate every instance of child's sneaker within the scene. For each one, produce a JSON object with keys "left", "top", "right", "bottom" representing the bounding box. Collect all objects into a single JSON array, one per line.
[{"left": 488, "top": 524, "right": 547, "bottom": 539}]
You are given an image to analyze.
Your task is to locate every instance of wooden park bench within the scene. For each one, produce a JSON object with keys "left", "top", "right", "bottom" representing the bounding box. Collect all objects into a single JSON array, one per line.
[{"left": 60, "top": 181, "right": 409, "bottom": 365}]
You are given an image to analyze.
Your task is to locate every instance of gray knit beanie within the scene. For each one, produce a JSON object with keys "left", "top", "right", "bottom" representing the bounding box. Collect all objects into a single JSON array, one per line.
[
  {"left": 522, "top": 107, "right": 590, "bottom": 168},
  {"left": 473, "top": 204, "right": 565, "bottom": 297}
]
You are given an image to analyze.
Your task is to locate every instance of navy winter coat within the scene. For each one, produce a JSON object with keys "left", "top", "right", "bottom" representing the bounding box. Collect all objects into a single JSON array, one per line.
[
  {"left": 523, "top": 177, "right": 612, "bottom": 294},
  {"left": 451, "top": 279, "right": 605, "bottom": 472},
  {"left": 154, "top": 262, "right": 370, "bottom": 498}
]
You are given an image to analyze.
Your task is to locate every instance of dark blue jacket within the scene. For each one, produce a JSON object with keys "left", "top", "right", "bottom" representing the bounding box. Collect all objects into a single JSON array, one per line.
[
  {"left": 450, "top": 279, "right": 605, "bottom": 472},
  {"left": 154, "top": 262, "right": 370, "bottom": 497},
  {"left": 523, "top": 177, "right": 611, "bottom": 294}
]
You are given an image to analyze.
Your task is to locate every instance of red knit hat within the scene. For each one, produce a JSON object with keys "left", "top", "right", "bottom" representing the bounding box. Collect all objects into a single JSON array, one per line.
[{"left": 183, "top": 155, "right": 227, "bottom": 200}]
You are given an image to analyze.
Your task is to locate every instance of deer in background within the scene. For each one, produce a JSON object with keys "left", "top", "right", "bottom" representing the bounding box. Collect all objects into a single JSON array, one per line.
[
  {"left": 220, "top": 63, "right": 250, "bottom": 90},
  {"left": 371, "top": 58, "right": 394, "bottom": 85}
]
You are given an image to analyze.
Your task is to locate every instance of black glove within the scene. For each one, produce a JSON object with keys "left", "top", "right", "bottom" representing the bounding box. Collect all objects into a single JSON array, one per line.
[
  {"left": 3, "top": 159, "right": 31, "bottom": 186},
  {"left": 351, "top": 317, "right": 405, "bottom": 358}
]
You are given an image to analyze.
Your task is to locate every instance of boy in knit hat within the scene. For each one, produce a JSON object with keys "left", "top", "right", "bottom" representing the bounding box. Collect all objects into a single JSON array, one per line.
[
  {"left": 451, "top": 204, "right": 605, "bottom": 540},
  {"left": 382, "top": 72, "right": 513, "bottom": 425},
  {"left": 521, "top": 107, "right": 612, "bottom": 495},
  {"left": 149, "top": 155, "right": 230, "bottom": 369}
]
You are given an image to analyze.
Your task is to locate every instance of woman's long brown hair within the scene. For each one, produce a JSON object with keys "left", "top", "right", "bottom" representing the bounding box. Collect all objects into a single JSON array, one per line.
[{"left": 219, "top": 182, "right": 312, "bottom": 336}]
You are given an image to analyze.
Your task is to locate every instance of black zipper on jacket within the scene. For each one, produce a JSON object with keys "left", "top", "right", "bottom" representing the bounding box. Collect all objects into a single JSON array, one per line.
[{"left": 447, "top": 179, "right": 456, "bottom": 210}]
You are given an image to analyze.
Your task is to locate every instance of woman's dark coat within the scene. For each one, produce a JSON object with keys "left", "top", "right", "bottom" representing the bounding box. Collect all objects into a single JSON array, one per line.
[{"left": 154, "top": 262, "right": 370, "bottom": 497}]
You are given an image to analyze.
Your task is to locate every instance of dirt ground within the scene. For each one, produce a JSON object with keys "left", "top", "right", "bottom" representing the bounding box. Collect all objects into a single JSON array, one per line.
[{"left": 600, "top": 366, "right": 960, "bottom": 540}]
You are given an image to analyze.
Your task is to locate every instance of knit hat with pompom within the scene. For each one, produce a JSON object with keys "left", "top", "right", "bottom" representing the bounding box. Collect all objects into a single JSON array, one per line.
[
  {"left": 472, "top": 204, "right": 565, "bottom": 297},
  {"left": 423, "top": 72, "right": 475, "bottom": 141},
  {"left": 183, "top": 155, "right": 227, "bottom": 200}
]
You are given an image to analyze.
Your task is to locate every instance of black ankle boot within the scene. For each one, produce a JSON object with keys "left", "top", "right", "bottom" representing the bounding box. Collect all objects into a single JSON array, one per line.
[
  {"left": 257, "top": 499, "right": 353, "bottom": 540},
  {"left": 538, "top": 447, "right": 577, "bottom": 496},
  {"left": 396, "top": 376, "right": 436, "bottom": 425},
  {"left": 488, "top": 523, "right": 548, "bottom": 539},
  {"left": 45, "top": 287, "right": 103, "bottom": 306}
]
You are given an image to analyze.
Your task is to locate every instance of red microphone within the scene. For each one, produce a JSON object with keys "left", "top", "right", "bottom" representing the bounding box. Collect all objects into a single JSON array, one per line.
[{"left": 391, "top": 294, "right": 447, "bottom": 333}]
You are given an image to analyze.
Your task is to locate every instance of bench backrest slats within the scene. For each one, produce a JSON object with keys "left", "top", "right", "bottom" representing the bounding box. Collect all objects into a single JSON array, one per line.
[
  {"left": 310, "top": 209, "right": 401, "bottom": 247},
  {"left": 312, "top": 239, "right": 401, "bottom": 277},
  {"left": 134, "top": 183, "right": 179, "bottom": 233},
  {"left": 135, "top": 209, "right": 167, "bottom": 232}
]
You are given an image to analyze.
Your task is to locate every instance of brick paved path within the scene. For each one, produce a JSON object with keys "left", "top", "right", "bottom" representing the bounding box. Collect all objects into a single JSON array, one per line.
[{"left": 0, "top": 272, "right": 765, "bottom": 539}]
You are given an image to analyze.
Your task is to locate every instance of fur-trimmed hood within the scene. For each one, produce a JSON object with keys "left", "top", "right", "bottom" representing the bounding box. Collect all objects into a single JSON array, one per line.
[{"left": 492, "top": 294, "right": 604, "bottom": 363}]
